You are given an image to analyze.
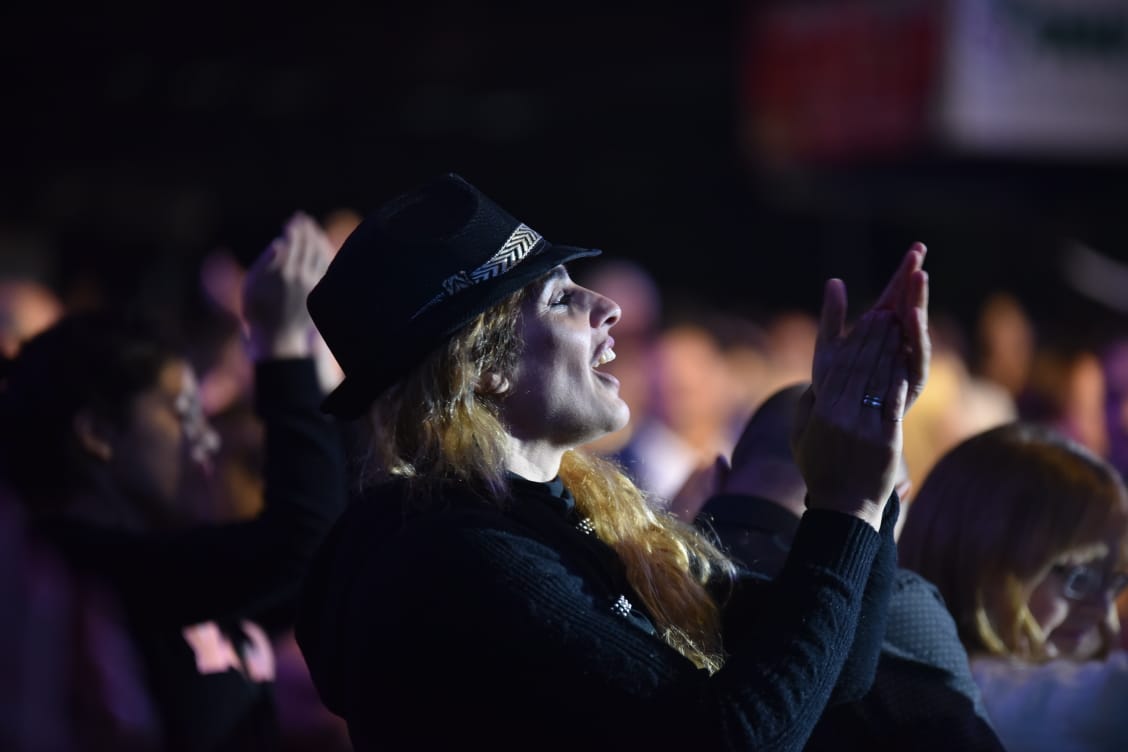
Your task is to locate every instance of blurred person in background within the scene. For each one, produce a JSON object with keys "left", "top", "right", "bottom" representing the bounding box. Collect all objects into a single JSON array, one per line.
[
  {"left": 190, "top": 218, "right": 356, "bottom": 751},
  {"left": 901, "top": 317, "right": 1015, "bottom": 490},
  {"left": 695, "top": 382, "right": 1003, "bottom": 751},
  {"left": 0, "top": 278, "right": 64, "bottom": 359},
  {"left": 1019, "top": 343, "right": 1109, "bottom": 458},
  {"left": 1100, "top": 337, "right": 1128, "bottom": 481},
  {"left": 762, "top": 310, "right": 819, "bottom": 395},
  {"left": 900, "top": 422, "right": 1128, "bottom": 752},
  {"left": 0, "top": 214, "right": 347, "bottom": 752},
  {"left": 620, "top": 322, "right": 741, "bottom": 505},
  {"left": 190, "top": 217, "right": 354, "bottom": 752},
  {"left": 1093, "top": 338, "right": 1128, "bottom": 653},
  {"left": 713, "top": 314, "right": 774, "bottom": 422},
  {"left": 0, "top": 485, "right": 159, "bottom": 751},
  {"left": 974, "top": 291, "right": 1035, "bottom": 401}
]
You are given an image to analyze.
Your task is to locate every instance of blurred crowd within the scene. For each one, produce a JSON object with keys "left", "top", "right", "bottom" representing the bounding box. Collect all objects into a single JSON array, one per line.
[{"left": 3, "top": 208, "right": 1128, "bottom": 751}]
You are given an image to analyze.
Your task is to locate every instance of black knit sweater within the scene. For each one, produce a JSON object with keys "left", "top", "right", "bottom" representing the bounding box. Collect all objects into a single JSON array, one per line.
[{"left": 298, "top": 472, "right": 891, "bottom": 751}]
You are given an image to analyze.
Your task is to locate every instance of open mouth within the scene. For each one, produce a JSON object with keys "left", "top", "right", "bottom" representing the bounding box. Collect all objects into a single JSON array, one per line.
[
  {"left": 592, "top": 346, "right": 616, "bottom": 369},
  {"left": 591, "top": 338, "right": 618, "bottom": 369}
]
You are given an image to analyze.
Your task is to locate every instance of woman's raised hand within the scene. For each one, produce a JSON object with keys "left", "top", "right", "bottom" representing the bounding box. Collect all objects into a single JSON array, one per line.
[
  {"left": 242, "top": 213, "right": 332, "bottom": 361},
  {"left": 792, "top": 244, "right": 930, "bottom": 531}
]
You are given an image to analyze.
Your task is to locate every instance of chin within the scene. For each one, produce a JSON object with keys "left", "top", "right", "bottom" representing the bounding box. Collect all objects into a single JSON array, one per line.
[
  {"left": 573, "top": 405, "right": 631, "bottom": 448},
  {"left": 608, "top": 400, "right": 631, "bottom": 434}
]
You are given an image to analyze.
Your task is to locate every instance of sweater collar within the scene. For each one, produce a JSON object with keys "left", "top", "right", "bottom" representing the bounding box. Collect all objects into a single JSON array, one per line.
[{"left": 507, "top": 472, "right": 575, "bottom": 516}]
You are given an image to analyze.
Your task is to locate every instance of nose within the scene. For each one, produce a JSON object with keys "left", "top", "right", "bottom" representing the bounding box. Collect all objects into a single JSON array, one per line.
[{"left": 591, "top": 291, "right": 621, "bottom": 330}]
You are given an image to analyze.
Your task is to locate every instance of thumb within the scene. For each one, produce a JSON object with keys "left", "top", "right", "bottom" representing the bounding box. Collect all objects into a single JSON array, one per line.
[{"left": 818, "top": 279, "right": 847, "bottom": 347}]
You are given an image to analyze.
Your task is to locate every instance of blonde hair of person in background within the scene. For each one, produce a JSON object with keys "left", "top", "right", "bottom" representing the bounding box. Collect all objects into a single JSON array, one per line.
[
  {"left": 899, "top": 422, "right": 1128, "bottom": 662},
  {"left": 901, "top": 321, "right": 1015, "bottom": 492}
]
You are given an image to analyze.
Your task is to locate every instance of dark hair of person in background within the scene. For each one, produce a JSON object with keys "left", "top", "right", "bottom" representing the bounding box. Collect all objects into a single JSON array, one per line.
[
  {"left": 0, "top": 312, "right": 182, "bottom": 520},
  {"left": 0, "top": 215, "right": 347, "bottom": 752}
]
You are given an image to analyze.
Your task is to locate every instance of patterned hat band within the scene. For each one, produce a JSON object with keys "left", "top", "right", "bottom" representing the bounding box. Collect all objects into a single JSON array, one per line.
[{"left": 410, "top": 223, "right": 545, "bottom": 321}]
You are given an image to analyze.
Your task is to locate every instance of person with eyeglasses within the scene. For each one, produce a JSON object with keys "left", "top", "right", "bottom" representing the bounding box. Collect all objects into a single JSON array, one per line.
[{"left": 899, "top": 422, "right": 1128, "bottom": 752}]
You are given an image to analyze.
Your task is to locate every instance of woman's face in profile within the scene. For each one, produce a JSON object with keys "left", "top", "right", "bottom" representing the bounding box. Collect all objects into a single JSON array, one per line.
[
  {"left": 1026, "top": 542, "right": 1124, "bottom": 660},
  {"left": 498, "top": 266, "right": 630, "bottom": 448},
  {"left": 108, "top": 359, "right": 219, "bottom": 521}
]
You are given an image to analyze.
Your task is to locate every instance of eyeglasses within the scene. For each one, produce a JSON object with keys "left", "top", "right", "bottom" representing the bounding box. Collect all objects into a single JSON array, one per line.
[{"left": 1050, "top": 563, "right": 1128, "bottom": 602}]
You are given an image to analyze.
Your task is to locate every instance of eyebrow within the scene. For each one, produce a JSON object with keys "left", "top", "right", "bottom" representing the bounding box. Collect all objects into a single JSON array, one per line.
[
  {"left": 534, "top": 266, "right": 570, "bottom": 298},
  {"left": 544, "top": 266, "right": 569, "bottom": 283}
]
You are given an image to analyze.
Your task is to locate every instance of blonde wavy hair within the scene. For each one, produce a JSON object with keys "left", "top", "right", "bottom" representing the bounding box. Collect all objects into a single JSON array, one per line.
[
  {"left": 899, "top": 422, "right": 1128, "bottom": 661},
  {"left": 365, "top": 281, "right": 737, "bottom": 672}
]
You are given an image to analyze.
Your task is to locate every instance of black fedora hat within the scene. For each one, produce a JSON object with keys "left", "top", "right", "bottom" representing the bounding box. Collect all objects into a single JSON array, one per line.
[{"left": 308, "top": 173, "right": 601, "bottom": 418}]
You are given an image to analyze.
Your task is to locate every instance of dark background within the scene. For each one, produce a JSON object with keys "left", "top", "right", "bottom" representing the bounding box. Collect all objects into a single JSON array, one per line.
[{"left": 4, "top": 3, "right": 1127, "bottom": 349}]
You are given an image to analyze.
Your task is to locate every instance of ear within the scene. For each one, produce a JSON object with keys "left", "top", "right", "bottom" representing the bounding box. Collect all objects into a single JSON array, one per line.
[
  {"left": 73, "top": 409, "right": 114, "bottom": 462},
  {"left": 477, "top": 371, "right": 511, "bottom": 397}
]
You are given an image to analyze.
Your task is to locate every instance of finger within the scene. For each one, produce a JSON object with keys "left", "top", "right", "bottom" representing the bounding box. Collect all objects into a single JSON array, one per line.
[
  {"left": 282, "top": 216, "right": 304, "bottom": 276},
  {"left": 871, "top": 248, "right": 916, "bottom": 312},
  {"left": 863, "top": 314, "right": 902, "bottom": 425},
  {"left": 898, "top": 243, "right": 927, "bottom": 323},
  {"left": 905, "top": 270, "right": 930, "bottom": 411},
  {"left": 818, "top": 278, "right": 847, "bottom": 344},
  {"left": 873, "top": 243, "right": 926, "bottom": 313},
  {"left": 905, "top": 311, "right": 930, "bottom": 411},
  {"left": 820, "top": 311, "right": 884, "bottom": 420},
  {"left": 291, "top": 215, "right": 315, "bottom": 272},
  {"left": 839, "top": 312, "right": 895, "bottom": 419},
  {"left": 813, "top": 278, "right": 847, "bottom": 392},
  {"left": 304, "top": 223, "right": 331, "bottom": 278},
  {"left": 296, "top": 216, "right": 330, "bottom": 279},
  {"left": 883, "top": 363, "right": 910, "bottom": 434}
]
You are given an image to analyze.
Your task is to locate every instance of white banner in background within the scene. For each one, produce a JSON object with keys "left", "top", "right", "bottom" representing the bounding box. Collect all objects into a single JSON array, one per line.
[{"left": 939, "top": 0, "right": 1128, "bottom": 156}]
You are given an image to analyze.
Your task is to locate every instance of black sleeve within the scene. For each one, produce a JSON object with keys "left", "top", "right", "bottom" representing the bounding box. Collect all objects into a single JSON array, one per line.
[
  {"left": 870, "top": 571, "right": 1004, "bottom": 750},
  {"left": 720, "top": 497, "right": 897, "bottom": 708},
  {"left": 825, "top": 493, "right": 899, "bottom": 704},
  {"left": 45, "top": 359, "right": 347, "bottom": 629},
  {"left": 342, "top": 507, "right": 881, "bottom": 750},
  {"left": 805, "top": 570, "right": 1005, "bottom": 751},
  {"left": 708, "top": 509, "right": 882, "bottom": 749}
]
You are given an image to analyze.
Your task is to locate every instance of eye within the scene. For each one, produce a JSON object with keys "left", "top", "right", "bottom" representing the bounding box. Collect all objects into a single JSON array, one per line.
[{"left": 550, "top": 290, "right": 574, "bottom": 307}]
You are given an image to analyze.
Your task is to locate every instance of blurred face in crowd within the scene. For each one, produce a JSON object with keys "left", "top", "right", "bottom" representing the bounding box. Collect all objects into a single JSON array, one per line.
[
  {"left": 107, "top": 358, "right": 219, "bottom": 523},
  {"left": 499, "top": 267, "right": 629, "bottom": 448},
  {"left": 1026, "top": 541, "right": 1127, "bottom": 660},
  {"left": 0, "top": 280, "right": 64, "bottom": 359}
]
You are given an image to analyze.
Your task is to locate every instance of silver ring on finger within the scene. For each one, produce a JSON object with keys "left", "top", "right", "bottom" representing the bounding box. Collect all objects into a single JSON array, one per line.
[{"left": 861, "top": 393, "right": 884, "bottom": 409}]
